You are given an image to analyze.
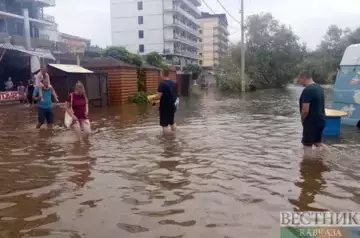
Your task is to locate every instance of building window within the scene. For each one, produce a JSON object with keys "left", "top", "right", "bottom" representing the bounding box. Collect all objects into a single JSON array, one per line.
[
  {"left": 138, "top": 16, "right": 143, "bottom": 24},
  {"left": 138, "top": 30, "right": 144, "bottom": 39},
  {"left": 139, "top": 44, "right": 144, "bottom": 53},
  {"left": 137, "top": 1, "right": 143, "bottom": 10},
  {"left": 199, "top": 60, "right": 203, "bottom": 65},
  {"left": 199, "top": 30, "right": 202, "bottom": 34}
]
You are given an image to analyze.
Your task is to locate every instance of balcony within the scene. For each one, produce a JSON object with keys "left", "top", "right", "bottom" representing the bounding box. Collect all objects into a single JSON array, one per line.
[
  {"left": 3, "top": 35, "right": 69, "bottom": 52},
  {"left": 11, "top": 35, "right": 53, "bottom": 49},
  {"left": 0, "top": 33, "right": 11, "bottom": 43},
  {"left": 188, "top": 0, "right": 201, "bottom": 7},
  {"left": 0, "top": 11, "right": 55, "bottom": 27},
  {"left": 40, "top": 14, "right": 55, "bottom": 23},
  {"left": 16, "top": 0, "right": 56, "bottom": 7},
  {"left": 164, "top": 6, "right": 199, "bottom": 27},
  {"left": 165, "top": 35, "right": 198, "bottom": 49},
  {"left": 214, "top": 33, "right": 229, "bottom": 43},
  {"left": 219, "top": 25, "right": 229, "bottom": 36},
  {"left": 163, "top": 48, "right": 198, "bottom": 59},
  {"left": 177, "top": 0, "right": 201, "bottom": 18},
  {"left": 164, "top": 21, "right": 200, "bottom": 38}
]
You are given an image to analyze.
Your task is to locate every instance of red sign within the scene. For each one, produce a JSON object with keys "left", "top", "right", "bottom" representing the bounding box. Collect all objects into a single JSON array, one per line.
[{"left": 0, "top": 91, "right": 19, "bottom": 101}]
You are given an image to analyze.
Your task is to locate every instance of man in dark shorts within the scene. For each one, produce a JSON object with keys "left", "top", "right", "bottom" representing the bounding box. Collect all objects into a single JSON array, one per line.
[
  {"left": 33, "top": 77, "right": 58, "bottom": 128},
  {"left": 157, "top": 70, "right": 179, "bottom": 134},
  {"left": 298, "top": 71, "right": 329, "bottom": 157}
]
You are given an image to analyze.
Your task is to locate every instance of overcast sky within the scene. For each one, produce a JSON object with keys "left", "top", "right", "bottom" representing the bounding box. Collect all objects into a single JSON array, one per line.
[{"left": 46, "top": 0, "right": 360, "bottom": 49}]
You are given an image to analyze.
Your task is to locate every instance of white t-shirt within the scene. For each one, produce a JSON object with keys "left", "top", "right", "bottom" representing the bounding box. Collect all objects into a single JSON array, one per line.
[
  {"left": 35, "top": 72, "right": 51, "bottom": 87},
  {"left": 5, "top": 80, "right": 13, "bottom": 91}
]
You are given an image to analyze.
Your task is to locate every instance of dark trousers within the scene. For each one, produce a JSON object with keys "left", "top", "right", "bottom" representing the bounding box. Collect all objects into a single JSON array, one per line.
[
  {"left": 159, "top": 106, "right": 176, "bottom": 127},
  {"left": 302, "top": 124, "right": 325, "bottom": 146},
  {"left": 38, "top": 107, "right": 54, "bottom": 125}
]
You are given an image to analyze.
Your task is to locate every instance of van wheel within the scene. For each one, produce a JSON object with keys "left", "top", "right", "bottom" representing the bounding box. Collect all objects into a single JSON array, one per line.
[{"left": 357, "top": 121, "right": 360, "bottom": 129}]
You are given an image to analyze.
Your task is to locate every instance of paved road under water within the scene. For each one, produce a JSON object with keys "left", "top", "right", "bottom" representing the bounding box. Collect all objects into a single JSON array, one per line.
[{"left": 0, "top": 86, "right": 359, "bottom": 238}]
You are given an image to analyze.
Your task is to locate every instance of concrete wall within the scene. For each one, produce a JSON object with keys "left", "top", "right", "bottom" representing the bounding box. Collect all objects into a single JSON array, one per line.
[
  {"left": 199, "top": 17, "right": 218, "bottom": 68},
  {"left": 39, "top": 25, "right": 59, "bottom": 41},
  {"left": 111, "top": 0, "right": 165, "bottom": 55}
]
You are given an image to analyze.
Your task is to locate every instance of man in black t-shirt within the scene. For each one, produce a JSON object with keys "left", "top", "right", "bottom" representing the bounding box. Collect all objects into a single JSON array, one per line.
[
  {"left": 157, "top": 70, "right": 179, "bottom": 134},
  {"left": 298, "top": 71, "right": 329, "bottom": 157}
]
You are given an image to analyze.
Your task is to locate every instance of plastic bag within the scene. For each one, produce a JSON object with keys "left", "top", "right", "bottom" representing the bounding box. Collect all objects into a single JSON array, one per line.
[{"left": 64, "top": 111, "right": 73, "bottom": 128}]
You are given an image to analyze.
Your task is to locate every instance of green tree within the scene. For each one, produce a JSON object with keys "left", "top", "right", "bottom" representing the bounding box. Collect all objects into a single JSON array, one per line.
[
  {"left": 303, "top": 25, "right": 360, "bottom": 84},
  {"left": 145, "top": 52, "right": 170, "bottom": 69},
  {"left": 183, "top": 64, "right": 201, "bottom": 79},
  {"left": 244, "top": 13, "right": 306, "bottom": 88},
  {"left": 102, "top": 46, "right": 142, "bottom": 66},
  {"left": 216, "top": 13, "right": 305, "bottom": 91}
]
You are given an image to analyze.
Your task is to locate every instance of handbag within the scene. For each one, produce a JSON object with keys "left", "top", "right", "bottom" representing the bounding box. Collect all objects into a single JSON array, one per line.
[{"left": 64, "top": 93, "right": 73, "bottom": 128}]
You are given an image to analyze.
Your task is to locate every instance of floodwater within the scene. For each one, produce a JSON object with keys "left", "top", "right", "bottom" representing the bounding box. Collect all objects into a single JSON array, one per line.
[{"left": 0, "top": 86, "right": 359, "bottom": 238}]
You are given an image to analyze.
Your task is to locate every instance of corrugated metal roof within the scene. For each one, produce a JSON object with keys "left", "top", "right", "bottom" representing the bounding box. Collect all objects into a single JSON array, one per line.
[
  {"left": 48, "top": 64, "right": 93, "bottom": 73},
  {"left": 0, "top": 43, "right": 18, "bottom": 50},
  {"left": 0, "top": 43, "right": 55, "bottom": 60}
]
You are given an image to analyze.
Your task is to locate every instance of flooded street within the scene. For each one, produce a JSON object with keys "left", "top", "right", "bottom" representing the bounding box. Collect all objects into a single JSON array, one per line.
[{"left": 0, "top": 86, "right": 360, "bottom": 238}]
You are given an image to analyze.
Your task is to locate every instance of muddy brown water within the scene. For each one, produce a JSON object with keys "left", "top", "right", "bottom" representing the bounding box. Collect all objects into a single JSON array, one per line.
[{"left": 0, "top": 86, "right": 359, "bottom": 238}]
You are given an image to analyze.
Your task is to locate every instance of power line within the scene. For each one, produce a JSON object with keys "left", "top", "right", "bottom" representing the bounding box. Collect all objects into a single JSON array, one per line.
[
  {"left": 201, "top": 0, "right": 215, "bottom": 14},
  {"left": 229, "top": 30, "right": 240, "bottom": 35},
  {"left": 215, "top": 0, "right": 241, "bottom": 24}
]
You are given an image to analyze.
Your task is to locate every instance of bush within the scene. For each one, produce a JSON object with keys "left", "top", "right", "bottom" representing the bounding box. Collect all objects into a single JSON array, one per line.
[
  {"left": 137, "top": 68, "right": 145, "bottom": 92},
  {"left": 145, "top": 52, "right": 170, "bottom": 69},
  {"left": 129, "top": 91, "right": 156, "bottom": 104},
  {"left": 102, "top": 46, "right": 142, "bottom": 66},
  {"left": 183, "top": 64, "right": 201, "bottom": 79},
  {"left": 129, "top": 91, "right": 148, "bottom": 104}
]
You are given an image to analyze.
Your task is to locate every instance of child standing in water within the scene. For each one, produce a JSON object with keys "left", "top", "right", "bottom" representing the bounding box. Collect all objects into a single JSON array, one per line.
[{"left": 35, "top": 68, "right": 58, "bottom": 102}]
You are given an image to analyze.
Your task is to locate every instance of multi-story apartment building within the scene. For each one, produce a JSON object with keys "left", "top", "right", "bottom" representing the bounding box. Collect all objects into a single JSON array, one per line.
[
  {"left": 0, "top": 0, "right": 64, "bottom": 50},
  {"left": 199, "top": 12, "right": 229, "bottom": 69},
  {"left": 110, "top": 0, "right": 201, "bottom": 68}
]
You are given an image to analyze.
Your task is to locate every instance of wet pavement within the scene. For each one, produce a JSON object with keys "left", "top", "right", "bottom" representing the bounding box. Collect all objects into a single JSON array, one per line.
[{"left": 0, "top": 86, "right": 359, "bottom": 238}]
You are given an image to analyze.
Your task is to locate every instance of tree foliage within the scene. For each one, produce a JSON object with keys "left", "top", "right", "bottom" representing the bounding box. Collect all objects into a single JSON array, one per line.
[
  {"left": 216, "top": 13, "right": 360, "bottom": 91},
  {"left": 216, "top": 13, "right": 305, "bottom": 90},
  {"left": 303, "top": 25, "right": 360, "bottom": 84},
  {"left": 244, "top": 13, "right": 306, "bottom": 88},
  {"left": 102, "top": 46, "right": 142, "bottom": 66},
  {"left": 183, "top": 64, "right": 202, "bottom": 79},
  {"left": 145, "top": 52, "right": 170, "bottom": 69}
]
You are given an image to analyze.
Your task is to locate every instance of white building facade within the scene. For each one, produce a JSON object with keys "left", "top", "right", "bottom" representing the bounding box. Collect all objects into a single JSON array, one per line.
[
  {"left": 0, "top": 0, "right": 59, "bottom": 47},
  {"left": 111, "top": 0, "right": 201, "bottom": 68},
  {"left": 199, "top": 12, "right": 229, "bottom": 69}
]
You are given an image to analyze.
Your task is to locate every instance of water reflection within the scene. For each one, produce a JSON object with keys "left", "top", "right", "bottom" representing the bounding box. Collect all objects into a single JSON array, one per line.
[
  {"left": 67, "top": 141, "right": 95, "bottom": 188},
  {"left": 289, "top": 158, "right": 330, "bottom": 211},
  {"left": 0, "top": 87, "right": 359, "bottom": 238}
]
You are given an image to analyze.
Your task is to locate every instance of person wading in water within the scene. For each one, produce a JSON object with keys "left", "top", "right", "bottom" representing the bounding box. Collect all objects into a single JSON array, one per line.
[
  {"left": 156, "top": 70, "right": 179, "bottom": 135},
  {"left": 65, "top": 81, "right": 91, "bottom": 139},
  {"left": 33, "top": 77, "right": 59, "bottom": 128},
  {"left": 298, "top": 71, "right": 330, "bottom": 158}
]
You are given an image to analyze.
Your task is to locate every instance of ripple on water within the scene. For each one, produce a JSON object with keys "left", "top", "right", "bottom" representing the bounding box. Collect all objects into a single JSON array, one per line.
[{"left": 0, "top": 88, "right": 359, "bottom": 237}]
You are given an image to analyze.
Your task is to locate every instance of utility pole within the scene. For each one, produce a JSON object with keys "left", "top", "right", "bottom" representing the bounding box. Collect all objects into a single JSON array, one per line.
[{"left": 240, "top": 0, "right": 246, "bottom": 92}]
